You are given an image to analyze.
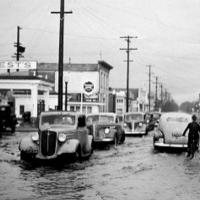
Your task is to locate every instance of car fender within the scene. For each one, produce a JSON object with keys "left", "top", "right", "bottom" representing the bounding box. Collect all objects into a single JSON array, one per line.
[
  {"left": 19, "top": 137, "right": 38, "bottom": 154},
  {"left": 154, "top": 129, "right": 164, "bottom": 139},
  {"left": 86, "top": 135, "right": 93, "bottom": 150},
  {"left": 57, "top": 139, "right": 80, "bottom": 155}
]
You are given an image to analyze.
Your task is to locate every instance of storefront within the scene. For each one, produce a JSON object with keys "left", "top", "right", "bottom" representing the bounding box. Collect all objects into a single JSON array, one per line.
[{"left": 0, "top": 76, "right": 53, "bottom": 118}]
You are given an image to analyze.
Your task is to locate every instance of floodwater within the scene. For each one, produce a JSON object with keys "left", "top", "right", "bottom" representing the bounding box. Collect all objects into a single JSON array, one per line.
[{"left": 0, "top": 131, "right": 200, "bottom": 200}]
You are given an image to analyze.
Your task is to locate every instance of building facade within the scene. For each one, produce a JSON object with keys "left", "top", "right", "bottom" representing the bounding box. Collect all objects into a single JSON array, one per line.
[
  {"left": 35, "top": 61, "right": 113, "bottom": 114},
  {"left": 109, "top": 88, "right": 148, "bottom": 114}
]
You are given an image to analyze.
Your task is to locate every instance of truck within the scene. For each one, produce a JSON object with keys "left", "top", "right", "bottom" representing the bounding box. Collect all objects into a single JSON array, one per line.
[{"left": 0, "top": 92, "right": 17, "bottom": 133}]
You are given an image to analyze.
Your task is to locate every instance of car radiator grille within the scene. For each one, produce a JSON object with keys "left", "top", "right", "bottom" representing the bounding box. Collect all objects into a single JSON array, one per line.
[{"left": 41, "top": 131, "right": 57, "bottom": 156}]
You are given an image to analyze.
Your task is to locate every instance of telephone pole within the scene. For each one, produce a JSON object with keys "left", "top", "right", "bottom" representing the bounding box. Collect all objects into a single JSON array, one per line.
[
  {"left": 13, "top": 26, "right": 25, "bottom": 62},
  {"left": 147, "top": 65, "right": 152, "bottom": 112},
  {"left": 51, "top": 0, "right": 72, "bottom": 111},
  {"left": 120, "top": 35, "right": 137, "bottom": 112},
  {"left": 155, "top": 76, "right": 158, "bottom": 111},
  {"left": 17, "top": 26, "right": 21, "bottom": 61},
  {"left": 160, "top": 83, "right": 163, "bottom": 111}
]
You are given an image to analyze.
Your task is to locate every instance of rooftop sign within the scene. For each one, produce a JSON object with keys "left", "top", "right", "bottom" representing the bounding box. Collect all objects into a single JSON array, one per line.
[{"left": 0, "top": 61, "right": 37, "bottom": 70}]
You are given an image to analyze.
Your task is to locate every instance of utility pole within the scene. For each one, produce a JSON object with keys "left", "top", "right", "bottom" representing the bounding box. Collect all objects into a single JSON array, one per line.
[
  {"left": 16, "top": 26, "right": 21, "bottom": 61},
  {"left": 160, "top": 83, "right": 163, "bottom": 111},
  {"left": 147, "top": 65, "right": 152, "bottom": 112},
  {"left": 120, "top": 35, "right": 137, "bottom": 112},
  {"left": 51, "top": 0, "right": 72, "bottom": 111},
  {"left": 13, "top": 26, "right": 25, "bottom": 62},
  {"left": 155, "top": 76, "right": 158, "bottom": 111}
]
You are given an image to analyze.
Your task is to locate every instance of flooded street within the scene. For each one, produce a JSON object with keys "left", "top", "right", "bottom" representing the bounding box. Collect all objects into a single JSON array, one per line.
[{"left": 1, "top": 131, "right": 200, "bottom": 200}]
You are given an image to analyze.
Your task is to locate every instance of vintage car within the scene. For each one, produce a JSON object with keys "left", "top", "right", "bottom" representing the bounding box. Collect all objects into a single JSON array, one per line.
[
  {"left": 123, "top": 112, "right": 147, "bottom": 136},
  {"left": 86, "top": 112, "right": 125, "bottom": 145},
  {"left": 0, "top": 105, "right": 17, "bottom": 133},
  {"left": 145, "top": 112, "right": 162, "bottom": 134},
  {"left": 19, "top": 111, "right": 93, "bottom": 163},
  {"left": 153, "top": 112, "right": 191, "bottom": 150}
]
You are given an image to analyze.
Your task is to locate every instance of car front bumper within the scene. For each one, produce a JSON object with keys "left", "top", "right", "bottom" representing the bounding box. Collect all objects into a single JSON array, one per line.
[
  {"left": 125, "top": 130, "right": 146, "bottom": 136},
  {"left": 154, "top": 142, "right": 187, "bottom": 149},
  {"left": 94, "top": 138, "right": 114, "bottom": 143}
]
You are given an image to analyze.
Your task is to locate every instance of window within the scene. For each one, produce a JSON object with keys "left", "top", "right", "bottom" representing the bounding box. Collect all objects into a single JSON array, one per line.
[
  {"left": 76, "top": 106, "right": 80, "bottom": 112},
  {"left": 70, "top": 106, "right": 75, "bottom": 112},
  {"left": 87, "top": 106, "right": 92, "bottom": 114},
  {"left": 20, "top": 105, "right": 24, "bottom": 115}
]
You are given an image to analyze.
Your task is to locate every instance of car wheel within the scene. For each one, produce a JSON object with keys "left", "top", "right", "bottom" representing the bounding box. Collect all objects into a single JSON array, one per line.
[
  {"left": 113, "top": 135, "right": 118, "bottom": 146},
  {"left": 11, "top": 125, "right": 15, "bottom": 133},
  {"left": 120, "top": 132, "right": 125, "bottom": 143},
  {"left": 20, "top": 151, "right": 35, "bottom": 161},
  {"left": 90, "top": 140, "right": 94, "bottom": 154},
  {"left": 75, "top": 145, "right": 82, "bottom": 160}
]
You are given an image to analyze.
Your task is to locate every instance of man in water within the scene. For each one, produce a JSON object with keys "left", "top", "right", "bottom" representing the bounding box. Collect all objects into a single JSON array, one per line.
[{"left": 183, "top": 114, "right": 200, "bottom": 159}]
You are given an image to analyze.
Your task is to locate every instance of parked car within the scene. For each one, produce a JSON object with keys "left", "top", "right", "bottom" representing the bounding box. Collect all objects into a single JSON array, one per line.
[
  {"left": 86, "top": 112, "right": 125, "bottom": 145},
  {"left": 123, "top": 112, "right": 147, "bottom": 136},
  {"left": 19, "top": 111, "right": 93, "bottom": 163},
  {"left": 145, "top": 112, "right": 162, "bottom": 134},
  {"left": 153, "top": 112, "right": 191, "bottom": 150},
  {"left": 0, "top": 105, "right": 17, "bottom": 133}
]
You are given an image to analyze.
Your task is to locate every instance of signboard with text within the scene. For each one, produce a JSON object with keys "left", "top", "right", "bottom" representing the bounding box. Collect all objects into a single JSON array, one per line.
[{"left": 0, "top": 61, "right": 37, "bottom": 70}]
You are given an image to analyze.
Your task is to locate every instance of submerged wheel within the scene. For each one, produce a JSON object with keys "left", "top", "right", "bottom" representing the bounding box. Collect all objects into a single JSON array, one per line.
[
  {"left": 113, "top": 135, "right": 118, "bottom": 146},
  {"left": 120, "top": 132, "right": 125, "bottom": 144},
  {"left": 20, "top": 151, "right": 35, "bottom": 161},
  {"left": 75, "top": 145, "right": 82, "bottom": 160},
  {"left": 11, "top": 125, "right": 15, "bottom": 133}
]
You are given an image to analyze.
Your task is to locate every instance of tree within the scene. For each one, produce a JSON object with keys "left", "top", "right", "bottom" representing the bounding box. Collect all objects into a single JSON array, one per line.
[
  {"left": 179, "top": 101, "right": 194, "bottom": 113},
  {"left": 162, "top": 99, "right": 179, "bottom": 112}
]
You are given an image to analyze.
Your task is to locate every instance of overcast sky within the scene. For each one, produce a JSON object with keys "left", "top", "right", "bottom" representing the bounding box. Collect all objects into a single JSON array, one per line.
[{"left": 0, "top": 0, "right": 200, "bottom": 104}]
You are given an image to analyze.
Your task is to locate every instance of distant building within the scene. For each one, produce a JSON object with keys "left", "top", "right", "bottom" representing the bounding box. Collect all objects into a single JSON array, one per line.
[{"left": 109, "top": 88, "right": 148, "bottom": 114}]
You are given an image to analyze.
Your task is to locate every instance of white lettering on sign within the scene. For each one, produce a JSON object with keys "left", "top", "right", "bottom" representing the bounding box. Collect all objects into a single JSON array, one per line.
[{"left": 0, "top": 61, "right": 37, "bottom": 70}]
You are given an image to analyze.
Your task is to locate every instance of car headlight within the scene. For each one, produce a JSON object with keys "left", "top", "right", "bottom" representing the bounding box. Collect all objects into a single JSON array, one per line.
[
  {"left": 31, "top": 132, "right": 39, "bottom": 141},
  {"left": 139, "top": 122, "right": 143, "bottom": 127},
  {"left": 58, "top": 133, "right": 67, "bottom": 142},
  {"left": 105, "top": 128, "right": 110, "bottom": 134},
  {"left": 158, "top": 138, "right": 164, "bottom": 143}
]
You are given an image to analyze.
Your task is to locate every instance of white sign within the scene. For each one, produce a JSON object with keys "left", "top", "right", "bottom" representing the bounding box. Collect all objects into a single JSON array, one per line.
[
  {"left": 0, "top": 61, "right": 37, "bottom": 70},
  {"left": 83, "top": 81, "right": 94, "bottom": 93}
]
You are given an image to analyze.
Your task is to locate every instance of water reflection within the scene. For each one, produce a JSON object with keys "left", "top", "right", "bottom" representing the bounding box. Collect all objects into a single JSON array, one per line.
[{"left": 19, "top": 164, "right": 93, "bottom": 200}]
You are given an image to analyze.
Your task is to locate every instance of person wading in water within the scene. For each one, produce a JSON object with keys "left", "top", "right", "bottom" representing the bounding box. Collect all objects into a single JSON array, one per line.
[{"left": 182, "top": 114, "right": 200, "bottom": 159}]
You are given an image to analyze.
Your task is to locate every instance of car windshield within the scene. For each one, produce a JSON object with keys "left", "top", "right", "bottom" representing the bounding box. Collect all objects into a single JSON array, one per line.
[
  {"left": 41, "top": 114, "right": 76, "bottom": 126},
  {"left": 87, "top": 115, "right": 115, "bottom": 123},
  {"left": 166, "top": 117, "right": 189, "bottom": 123},
  {"left": 125, "top": 114, "right": 144, "bottom": 121}
]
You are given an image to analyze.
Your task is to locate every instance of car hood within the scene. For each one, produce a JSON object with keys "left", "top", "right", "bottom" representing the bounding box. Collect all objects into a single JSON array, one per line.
[{"left": 40, "top": 124, "right": 76, "bottom": 132}]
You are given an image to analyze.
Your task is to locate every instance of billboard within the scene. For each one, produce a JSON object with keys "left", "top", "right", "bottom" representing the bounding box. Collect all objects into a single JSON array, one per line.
[{"left": 0, "top": 61, "right": 37, "bottom": 70}]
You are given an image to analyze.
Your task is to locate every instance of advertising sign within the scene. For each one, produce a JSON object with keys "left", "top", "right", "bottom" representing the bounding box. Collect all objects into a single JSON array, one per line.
[
  {"left": 0, "top": 61, "right": 37, "bottom": 70},
  {"left": 83, "top": 81, "right": 94, "bottom": 93}
]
